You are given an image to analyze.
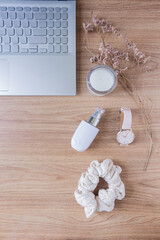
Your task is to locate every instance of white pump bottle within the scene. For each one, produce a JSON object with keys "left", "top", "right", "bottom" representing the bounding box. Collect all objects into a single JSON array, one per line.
[{"left": 71, "top": 107, "right": 105, "bottom": 152}]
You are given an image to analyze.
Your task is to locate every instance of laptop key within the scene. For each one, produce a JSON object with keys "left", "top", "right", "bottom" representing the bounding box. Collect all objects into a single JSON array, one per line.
[
  {"left": 8, "top": 7, "right": 15, "bottom": 11},
  {"left": 23, "top": 29, "right": 31, "bottom": 36},
  {"left": 48, "top": 7, "right": 54, "bottom": 12},
  {"left": 0, "top": 20, "right": 4, "bottom": 27},
  {"left": 1, "top": 12, "right": 8, "bottom": 19},
  {"left": 55, "top": 13, "right": 61, "bottom": 20},
  {"left": 55, "top": 45, "right": 61, "bottom": 53},
  {"left": 24, "top": 7, "right": 31, "bottom": 12},
  {"left": 4, "top": 36, "right": 11, "bottom": 44},
  {"left": 26, "top": 12, "right": 33, "bottom": 20},
  {"left": 61, "top": 29, "right": 68, "bottom": 36},
  {"left": 62, "top": 7, "right": 68, "bottom": 12},
  {"left": 17, "top": 12, "right": 25, "bottom": 19},
  {"left": 47, "top": 29, "right": 54, "bottom": 36},
  {"left": 16, "top": 7, "right": 23, "bottom": 11},
  {"left": 47, "top": 13, "right": 54, "bottom": 20},
  {"left": 39, "top": 48, "right": 47, "bottom": 53},
  {"left": 55, "top": 21, "right": 61, "bottom": 28},
  {"left": 35, "top": 13, "right": 47, "bottom": 20},
  {"left": 0, "top": 28, "right": 6, "bottom": 36},
  {"left": 55, "top": 37, "right": 61, "bottom": 44},
  {"left": 19, "top": 36, "right": 27, "bottom": 44},
  {"left": 7, "top": 28, "right": 15, "bottom": 36},
  {"left": 62, "top": 45, "right": 68, "bottom": 53},
  {"left": 61, "top": 21, "right": 68, "bottom": 28},
  {"left": 55, "top": 8, "right": 61, "bottom": 12},
  {"left": 0, "top": 7, "right": 7, "bottom": 11},
  {"left": 48, "top": 45, "right": 54, "bottom": 53},
  {"left": 39, "top": 21, "right": 47, "bottom": 28},
  {"left": 40, "top": 7, "right": 47, "bottom": 12},
  {"left": 30, "top": 20, "right": 37, "bottom": 28},
  {"left": 61, "top": 37, "right": 68, "bottom": 44},
  {"left": 4, "top": 20, "right": 12, "bottom": 28},
  {"left": 48, "top": 21, "right": 54, "bottom": 28},
  {"left": 3, "top": 45, "right": 11, "bottom": 53},
  {"left": 9, "top": 12, "right": 16, "bottom": 19},
  {"left": 29, "top": 36, "right": 47, "bottom": 44},
  {"left": 20, "top": 48, "right": 28, "bottom": 53},
  {"left": 33, "top": 29, "right": 46, "bottom": 36},
  {"left": 29, "top": 47, "right": 38, "bottom": 53},
  {"left": 11, "top": 45, "right": 19, "bottom": 53},
  {"left": 12, "top": 36, "right": 19, "bottom": 44},
  {"left": 14, "top": 20, "right": 21, "bottom": 28},
  {"left": 48, "top": 37, "right": 54, "bottom": 44},
  {"left": 55, "top": 29, "right": 61, "bottom": 36},
  {"left": 16, "top": 28, "right": 23, "bottom": 36},
  {"left": 29, "top": 49, "right": 37, "bottom": 53},
  {"left": 21, "top": 20, "right": 29, "bottom": 28},
  {"left": 62, "top": 13, "right": 68, "bottom": 20},
  {"left": 32, "top": 7, "right": 39, "bottom": 12}
]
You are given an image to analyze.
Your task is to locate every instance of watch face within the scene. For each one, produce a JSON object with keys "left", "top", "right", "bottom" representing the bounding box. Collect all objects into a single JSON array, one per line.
[{"left": 117, "top": 130, "right": 135, "bottom": 145}]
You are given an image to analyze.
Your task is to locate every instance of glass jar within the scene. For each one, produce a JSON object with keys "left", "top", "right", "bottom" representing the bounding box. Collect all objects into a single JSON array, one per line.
[{"left": 86, "top": 65, "right": 118, "bottom": 96}]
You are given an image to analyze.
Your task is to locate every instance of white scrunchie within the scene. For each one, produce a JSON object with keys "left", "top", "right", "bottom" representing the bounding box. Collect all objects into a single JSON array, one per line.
[{"left": 74, "top": 159, "right": 125, "bottom": 218}]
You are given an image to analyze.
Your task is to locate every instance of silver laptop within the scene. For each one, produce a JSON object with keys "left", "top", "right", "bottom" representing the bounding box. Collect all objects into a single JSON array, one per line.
[{"left": 0, "top": 0, "right": 76, "bottom": 95}]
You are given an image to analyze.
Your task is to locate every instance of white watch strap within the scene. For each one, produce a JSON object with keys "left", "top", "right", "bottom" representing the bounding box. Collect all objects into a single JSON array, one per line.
[{"left": 120, "top": 108, "right": 132, "bottom": 130}]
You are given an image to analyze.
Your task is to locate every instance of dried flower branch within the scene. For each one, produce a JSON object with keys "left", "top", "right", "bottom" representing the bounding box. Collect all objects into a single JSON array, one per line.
[{"left": 83, "top": 15, "right": 158, "bottom": 170}]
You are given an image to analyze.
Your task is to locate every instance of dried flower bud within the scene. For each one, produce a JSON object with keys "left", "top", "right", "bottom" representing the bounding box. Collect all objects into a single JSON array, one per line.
[
  {"left": 92, "top": 16, "right": 101, "bottom": 26},
  {"left": 83, "top": 23, "right": 94, "bottom": 32}
]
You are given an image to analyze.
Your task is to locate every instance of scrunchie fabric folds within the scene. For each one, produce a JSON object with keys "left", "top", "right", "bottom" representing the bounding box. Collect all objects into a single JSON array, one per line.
[{"left": 74, "top": 159, "right": 125, "bottom": 218}]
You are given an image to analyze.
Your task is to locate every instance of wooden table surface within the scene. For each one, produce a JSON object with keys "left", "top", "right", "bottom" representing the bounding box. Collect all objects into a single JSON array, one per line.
[{"left": 0, "top": 0, "right": 160, "bottom": 239}]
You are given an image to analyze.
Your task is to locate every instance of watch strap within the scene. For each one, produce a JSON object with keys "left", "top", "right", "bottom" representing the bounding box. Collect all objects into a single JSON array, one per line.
[{"left": 120, "top": 108, "right": 132, "bottom": 130}]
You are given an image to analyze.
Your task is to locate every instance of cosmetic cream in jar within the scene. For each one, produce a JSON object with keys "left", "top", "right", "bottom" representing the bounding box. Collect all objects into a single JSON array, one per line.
[{"left": 86, "top": 65, "right": 118, "bottom": 96}]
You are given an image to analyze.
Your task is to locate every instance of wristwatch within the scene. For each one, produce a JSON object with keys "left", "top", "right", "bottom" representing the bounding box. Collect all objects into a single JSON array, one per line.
[{"left": 117, "top": 108, "right": 135, "bottom": 145}]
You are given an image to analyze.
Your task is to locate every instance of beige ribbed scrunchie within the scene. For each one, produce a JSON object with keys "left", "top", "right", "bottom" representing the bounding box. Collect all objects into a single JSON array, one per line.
[{"left": 74, "top": 159, "right": 125, "bottom": 218}]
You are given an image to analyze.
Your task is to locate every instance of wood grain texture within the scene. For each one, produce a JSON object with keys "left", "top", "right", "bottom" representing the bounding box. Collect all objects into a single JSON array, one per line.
[{"left": 0, "top": 0, "right": 160, "bottom": 239}]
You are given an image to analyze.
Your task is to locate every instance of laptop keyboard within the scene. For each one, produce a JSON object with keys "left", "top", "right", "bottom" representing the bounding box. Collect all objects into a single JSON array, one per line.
[{"left": 0, "top": 6, "right": 68, "bottom": 54}]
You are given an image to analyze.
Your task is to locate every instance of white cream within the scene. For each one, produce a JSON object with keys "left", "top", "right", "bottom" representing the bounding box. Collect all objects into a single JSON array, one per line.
[{"left": 90, "top": 68, "right": 115, "bottom": 92}]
